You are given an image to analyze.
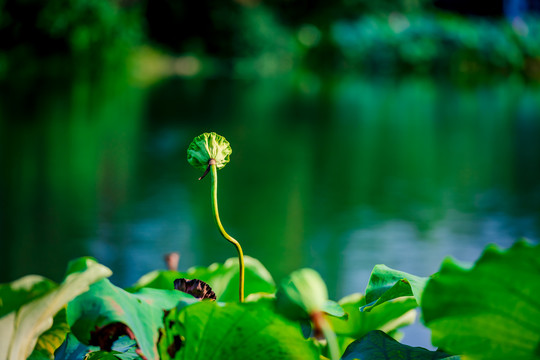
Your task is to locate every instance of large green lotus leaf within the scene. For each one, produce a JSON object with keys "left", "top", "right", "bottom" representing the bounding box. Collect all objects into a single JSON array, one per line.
[
  {"left": 0, "top": 258, "right": 112, "bottom": 360},
  {"left": 159, "top": 301, "right": 320, "bottom": 360},
  {"left": 129, "top": 256, "right": 275, "bottom": 302},
  {"left": 329, "top": 293, "right": 417, "bottom": 353},
  {"left": 341, "top": 330, "right": 459, "bottom": 360},
  {"left": 67, "top": 279, "right": 195, "bottom": 360},
  {"left": 363, "top": 265, "right": 427, "bottom": 312},
  {"left": 422, "top": 240, "right": 540, "bottom": 360}
]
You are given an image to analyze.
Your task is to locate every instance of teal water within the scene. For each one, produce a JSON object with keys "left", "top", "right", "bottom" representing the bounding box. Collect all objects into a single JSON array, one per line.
[{"left": 1, "top": 73, "right": 539, "bottom": 346}]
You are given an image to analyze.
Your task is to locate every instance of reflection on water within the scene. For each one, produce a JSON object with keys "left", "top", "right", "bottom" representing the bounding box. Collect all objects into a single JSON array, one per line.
[
  {"left": 0, "top": 71, "right": 145, "bottom": 283},
  {"left": 1, "top": 72, "right": 539, "bottom": 346}
]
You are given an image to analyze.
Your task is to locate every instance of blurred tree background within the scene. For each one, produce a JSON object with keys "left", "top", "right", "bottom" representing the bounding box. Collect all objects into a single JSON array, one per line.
[{"left": 1, "top": 0, "right": 540, "bottom": 79}]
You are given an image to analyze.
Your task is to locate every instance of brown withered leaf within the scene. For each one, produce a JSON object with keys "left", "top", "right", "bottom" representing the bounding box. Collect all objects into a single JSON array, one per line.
[{"left": 173, "top": 279, "right": 216, "bottom": 301}]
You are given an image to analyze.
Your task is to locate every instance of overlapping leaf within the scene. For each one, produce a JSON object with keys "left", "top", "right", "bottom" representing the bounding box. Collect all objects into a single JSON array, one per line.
[
  {"left": 362, "top": 265, "right": 427, "bottom": 312},
  {"left": 422, "top": 240, "right": 540, "bottom": 360},
  {"left": 276, "top": 268, "right": 329, "bottom": 320},
  {"left": 130, "top": 256, "right": 275, "bottom": 302},
  {"left": 67, "top": 279, "right": 195, "bottom": 360},
  {"left": 329, "top": 293, "right": 417, "bottom": 352},
  {"left": 29, "top": 308, "right": 70, "bottom": 359},
  {"left": 0, "top": 258, "right": 112, "bottom": 360},
  {"left": 159, "top": 301, "right": 320, "bottom": 360},
  {"left": 341, "top": 330, "right": 459, "bottom": 360},
  {"left": 54, "top": 333, "right": 98, "bottom": 360},
  {"left": 0, "top": 275, "right": 57, "bottom": 318}
]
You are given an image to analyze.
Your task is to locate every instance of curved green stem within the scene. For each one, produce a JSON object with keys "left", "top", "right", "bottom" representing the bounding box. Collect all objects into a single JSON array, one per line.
[
  {"left": 312, "top": 311, "right": 339, "bottom": 360},
  {"left": 210, "top": 163, "right": 245, "bottom": 302}
]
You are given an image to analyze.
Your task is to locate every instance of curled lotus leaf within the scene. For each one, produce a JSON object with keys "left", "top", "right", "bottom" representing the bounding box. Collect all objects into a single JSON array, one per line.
[
  {"left": 187, "top": 132, "right": 232, "bottom": 171},
  {"left": 174, "top": 278, "right": 216, "bottom": 301},
  {"left": 276, "top": 268, "right": 329, "bottom": 320}
]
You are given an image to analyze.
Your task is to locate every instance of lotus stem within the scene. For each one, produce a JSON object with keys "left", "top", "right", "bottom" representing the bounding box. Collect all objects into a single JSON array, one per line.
[
  {"left": 209, "top": 160, "right": 245, "bottom": 302},
  {"left": 312, "top": 311, "right": 339, "bottom": 360}
]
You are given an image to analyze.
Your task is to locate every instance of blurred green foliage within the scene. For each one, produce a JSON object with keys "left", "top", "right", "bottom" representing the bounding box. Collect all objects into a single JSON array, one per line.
[
  {"left": 0, "top": 0, "right": 539, "bottom": 79},
  {"left": 263, "top": 0, "right": 431, "bottom": 28},
  {"left": 332, "top": 13, "right": 540, "bottom": 77},
  {"left": 0, "top": 0, "right": 144, "bottom": 77},
  {"left": 141, "top": 0, "right": 433, "bottom": 76}
]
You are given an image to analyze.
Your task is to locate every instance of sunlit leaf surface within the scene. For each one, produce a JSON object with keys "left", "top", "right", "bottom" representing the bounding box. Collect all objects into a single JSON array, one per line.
[
  {"left": 363, "top": 265, "right": 427, "bottom": 312},
  {"left": 422, "top": 240, "right": 540, "bottom": 360},
  {"left": 160, "top": 301, "right": 320, "bottom": 360}
]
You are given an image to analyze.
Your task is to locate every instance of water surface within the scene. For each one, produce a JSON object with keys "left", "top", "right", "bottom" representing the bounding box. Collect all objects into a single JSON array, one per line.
[{"left": 1, "top": 72, "right": 539, "bottom": 347}]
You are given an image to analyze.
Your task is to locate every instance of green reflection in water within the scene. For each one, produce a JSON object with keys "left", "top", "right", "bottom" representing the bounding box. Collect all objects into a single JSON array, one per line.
[
  {"left": 143, "top": 76, "right": 540, "bottom": 296},
  {"left": 1, "top": 73, "right": 539, "bottom": 303},
  {"left": 0, "top": 70, "right": 145, "bottom": 283}
]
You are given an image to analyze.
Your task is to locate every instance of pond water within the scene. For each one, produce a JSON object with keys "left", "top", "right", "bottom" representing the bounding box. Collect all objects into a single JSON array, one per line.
[{"left": 1, "top": 71, "right": 539, "bottom": 347}]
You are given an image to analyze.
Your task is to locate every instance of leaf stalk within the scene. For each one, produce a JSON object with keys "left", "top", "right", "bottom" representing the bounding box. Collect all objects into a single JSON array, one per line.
[
  {"left": 312, "top": 311, "right": 340, "bottom": 360},
  {"left": 209, "top": 160, "right": 245, "bottom": 302}
]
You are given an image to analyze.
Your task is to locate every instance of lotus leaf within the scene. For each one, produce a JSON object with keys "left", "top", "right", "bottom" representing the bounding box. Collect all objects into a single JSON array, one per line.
[
  {"left": 341, "top": 330, "right": 459, "bottom": 360},
  {"left": 329, "top": 293, "right": 417, "bottom": 352},
  {"left": 187, "top": 132, "right": 231, "bottom": 171},
  {"left": 0, "top": 258, "right": 111, "bottom": 360},
  {"left": 159, "top": 301, "right": 320, "bottom": 360},
  {"left": 67, "top": 279, "right": 195, "bottom": 360},
  {"left": 29, "top": 308, "right": 70, "bottom": 359},
  {"left": 54, "top": 333, "right": 98, "bottom": 360},
  {"left": 422, "top": 240, "right": 540, "bottom": 360},
  {"left": 276, "top": 268, "right": 329, "bottom": 320},
  {"left": 131, "top": 256, "right": 275, "bottom": 302},
  {"left": 362, "top": 265, "right": 427, "bottom": 312}
]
